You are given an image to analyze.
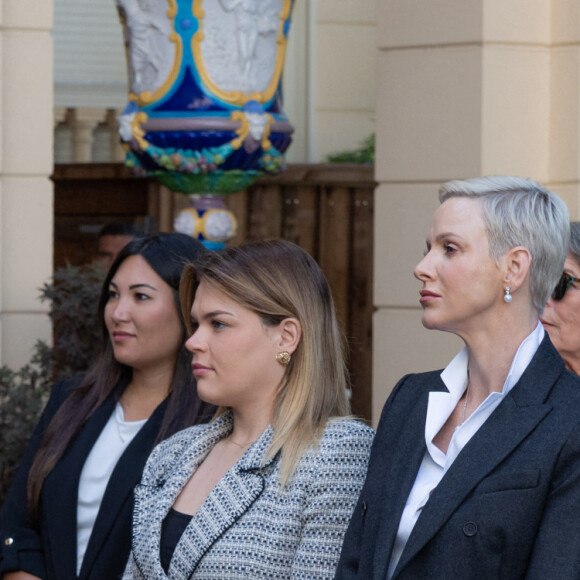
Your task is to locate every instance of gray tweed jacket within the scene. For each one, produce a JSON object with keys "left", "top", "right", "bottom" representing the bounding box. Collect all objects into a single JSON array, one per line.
[{"left": 123, "top": 412, "right": 374, "bottom": 579}]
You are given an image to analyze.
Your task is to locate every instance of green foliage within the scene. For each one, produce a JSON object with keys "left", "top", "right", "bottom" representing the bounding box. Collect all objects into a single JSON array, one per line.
[
  {"left": 325, "top": 133, "right": 375, "bottom": 165},
  {"left": 0, "top": 264, "right": 105, "bottom": 502},
  {"left": 156, "top": 169, "right": 262, "bottom": 195},
  {"left": 0, "top": 341, "right": 52, "bottom": 501},
  {"left": 39, "top": 263, "right": 105, "bottom": 380}
]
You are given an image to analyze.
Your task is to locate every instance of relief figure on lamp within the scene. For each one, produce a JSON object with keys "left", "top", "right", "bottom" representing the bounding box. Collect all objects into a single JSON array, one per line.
[
  {"left": 201, "top": 0, "right": 282, "bottom": 94},
  {"left": 116, "top": 0, "right": 176, "bottom": 97}
]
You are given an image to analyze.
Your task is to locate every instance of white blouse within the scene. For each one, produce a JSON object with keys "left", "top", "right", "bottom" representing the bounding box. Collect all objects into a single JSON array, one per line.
[
  {"left": 76, "top": 403, "right": 146, "bottom": 575},
  {"left": 387, "top": 322, "right": 545, "bottom": 579}
]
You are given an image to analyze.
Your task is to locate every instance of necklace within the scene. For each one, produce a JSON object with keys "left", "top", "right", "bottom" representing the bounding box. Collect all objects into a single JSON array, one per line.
[
  {"left": 225, "top": 436, "right": 255, "bottom": 450},
  {"left": 461, "top": 381, "right": 470, "bottom": 424}
]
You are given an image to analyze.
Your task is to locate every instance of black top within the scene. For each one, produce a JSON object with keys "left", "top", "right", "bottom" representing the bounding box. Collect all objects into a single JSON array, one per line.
[{"left": 160, "top": 508, "right": 193, "bottom": 573}]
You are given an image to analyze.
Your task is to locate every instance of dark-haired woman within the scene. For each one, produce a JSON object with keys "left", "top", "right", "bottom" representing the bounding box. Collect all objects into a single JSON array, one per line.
[{"left": 0, "top": 234, "right": 215, "bottom": 580}]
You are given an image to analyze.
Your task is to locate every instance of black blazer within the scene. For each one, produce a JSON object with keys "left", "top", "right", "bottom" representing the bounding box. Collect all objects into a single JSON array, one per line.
[
  {"left": 336, "top": 336, "right": 580, "bottom": 579},
  {"left": 0, "top": 377, "right": 168, "bottom": 580}
]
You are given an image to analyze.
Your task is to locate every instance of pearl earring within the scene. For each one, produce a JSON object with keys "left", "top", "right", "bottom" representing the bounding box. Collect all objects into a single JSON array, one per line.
[{"left": 504, "top": 286, "right": 512, "bottom": 303}]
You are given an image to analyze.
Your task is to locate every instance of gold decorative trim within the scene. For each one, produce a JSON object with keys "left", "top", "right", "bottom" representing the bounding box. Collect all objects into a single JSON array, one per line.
[
  {"left": 191, "top": 0, "right": 293, "bottom": 106},
  {"left": 261, "top": 114, "right": 273, "bottom": 150},
  {"left": 230, "top": 111, "right": 248, "bottom": 149},
  {"left": 136, "top": 0, "right": 182, "bottom": 107},
  {"left": 132, "top": 112, "right": 150, "bottom": 149},
  {"left": 230, "top": 111, "right": 274, "bottom": 150}
]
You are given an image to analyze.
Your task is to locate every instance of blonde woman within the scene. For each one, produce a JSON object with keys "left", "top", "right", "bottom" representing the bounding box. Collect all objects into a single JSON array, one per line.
[{"left": 123, "top": 239, "right": 374, "bottom": 579}]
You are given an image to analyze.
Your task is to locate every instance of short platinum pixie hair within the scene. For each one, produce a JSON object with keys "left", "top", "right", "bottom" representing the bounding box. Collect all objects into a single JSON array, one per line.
[
  {"left": 569, "top": 222, "right": 580, "bottom": 264},
  {"left": 439, "top": 175, "right": 570, "bottom": 313}
]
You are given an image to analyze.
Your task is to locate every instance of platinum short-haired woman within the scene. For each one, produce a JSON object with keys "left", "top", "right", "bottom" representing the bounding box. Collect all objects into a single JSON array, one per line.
[{"left": 337, "top": 176, "right": 580, "bottom": 579}]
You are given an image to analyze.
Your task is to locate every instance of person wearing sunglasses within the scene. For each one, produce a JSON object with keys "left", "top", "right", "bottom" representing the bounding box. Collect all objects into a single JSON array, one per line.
[
  {"left": 337, "top": 176, "right": 580, "bottom": 580},
  {"left": 541, "top": 222, "right": 580, "bottom": 374}
]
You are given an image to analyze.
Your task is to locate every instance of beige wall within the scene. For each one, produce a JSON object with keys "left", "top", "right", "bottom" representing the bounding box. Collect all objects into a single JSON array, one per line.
[
  {"left": 313, "top": 0, "right": 376, "bottom": 162},
  {"left": 373, "top": 0, "right": 580, "bottom": 424},
  {"left": 549, "top": 1, "right": 580, "bottom": 215},
  {"left": 282, "top": 0, "right": 310, "bottom": 163},
  {"left": 0, "top": 2, "right": 54, "bottom": 368}
]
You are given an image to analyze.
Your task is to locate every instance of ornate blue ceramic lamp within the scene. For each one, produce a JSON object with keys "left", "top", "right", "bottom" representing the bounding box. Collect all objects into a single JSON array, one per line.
[{"left": 115, "top": 0, "right": 295, "bottom": 248}]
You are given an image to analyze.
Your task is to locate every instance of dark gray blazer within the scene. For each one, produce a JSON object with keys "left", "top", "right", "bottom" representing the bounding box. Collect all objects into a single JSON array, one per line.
[
  {"left": 0, "top": 378, "right": 168, "bottom": 580},
  {"left": 336, "top": 335, "right": 580, "bottom": 579}
]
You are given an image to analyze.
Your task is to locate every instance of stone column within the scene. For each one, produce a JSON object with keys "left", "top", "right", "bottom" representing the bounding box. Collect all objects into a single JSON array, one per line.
[
  {"left": 373, "top": 0, "right": 556, "bottom": 423},
  {"left": 54, "top": 107, "right": 73, "bottom": 163},
  {"left": 71, "top": 108, "right": 103, "bottom": 163},
  {"left": 108, "top": 109, "right": 126, "bottom": 162},
  {"left": 0, "top": 1, "right": 54, "bottom": 367}
]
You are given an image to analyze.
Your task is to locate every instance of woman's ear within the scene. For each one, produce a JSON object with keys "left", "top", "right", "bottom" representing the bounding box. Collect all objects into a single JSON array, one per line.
[
  {"left": 503, "top": 246, "right": 532, "bottom": 292},
  {"left": 277, "top": 318, "right": 301, "bottom": 354}
]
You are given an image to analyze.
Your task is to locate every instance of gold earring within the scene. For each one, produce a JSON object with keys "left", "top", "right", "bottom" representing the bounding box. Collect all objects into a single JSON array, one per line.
[{"left": 275, "top": 351, "right": 291, "bottom": 366}]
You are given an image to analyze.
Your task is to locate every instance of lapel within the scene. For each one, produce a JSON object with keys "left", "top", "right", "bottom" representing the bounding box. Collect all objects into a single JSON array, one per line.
[
  {"left": 78, "top": 397, "right": 168, "bottom": 579},
  {"left": 393, "top": 336, "right": 563, "bottom": 578},
  {"left": 43, "top": 393, "right": 118, "bottom": 580},
  {"left": 169, "top": 429, "right": 275, "bottom": 579},
  {"left": 370, "top": 374, "right": 443, "bottom": 580},
  {"left": 132, "top": 413, "right": 274, "bottom": 580}
]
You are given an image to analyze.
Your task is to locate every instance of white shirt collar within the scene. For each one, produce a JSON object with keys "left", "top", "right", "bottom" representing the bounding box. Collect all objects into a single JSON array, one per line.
[
  {"left": 425, "top": 321, "right": 545, "bottom": 466},
  {"left": 440, "top": 320, "right": 544, "bottom": 397}
]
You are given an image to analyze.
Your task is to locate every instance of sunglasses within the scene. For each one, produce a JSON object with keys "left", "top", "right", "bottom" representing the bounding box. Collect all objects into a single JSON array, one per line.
[{"left": 552, "top": 272, "right": 577, "bottom": 301}]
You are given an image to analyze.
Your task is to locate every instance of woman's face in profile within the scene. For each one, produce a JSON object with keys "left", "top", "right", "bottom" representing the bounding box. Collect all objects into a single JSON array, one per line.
[
  {"left": 541, "top": 254, "right": 580, "bottom": 371},
  {"left": 413, "top": 197, "right": 504, "bottom": 336},
  {"left": 104, "top": 255, "right": 183, "bottom": 373},
  {"left": 185, "top": 281, "right": 285, "bottom": 411}
]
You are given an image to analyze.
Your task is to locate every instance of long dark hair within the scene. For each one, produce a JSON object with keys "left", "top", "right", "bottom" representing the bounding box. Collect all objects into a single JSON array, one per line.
[{"left": 28, "top": 233, "right": 215, "bottom": 511}]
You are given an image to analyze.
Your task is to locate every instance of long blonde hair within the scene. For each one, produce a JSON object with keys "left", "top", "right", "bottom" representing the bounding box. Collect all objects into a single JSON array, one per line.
[{"left": 180, "top": 239, "right": 350, "bottom": 485}]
